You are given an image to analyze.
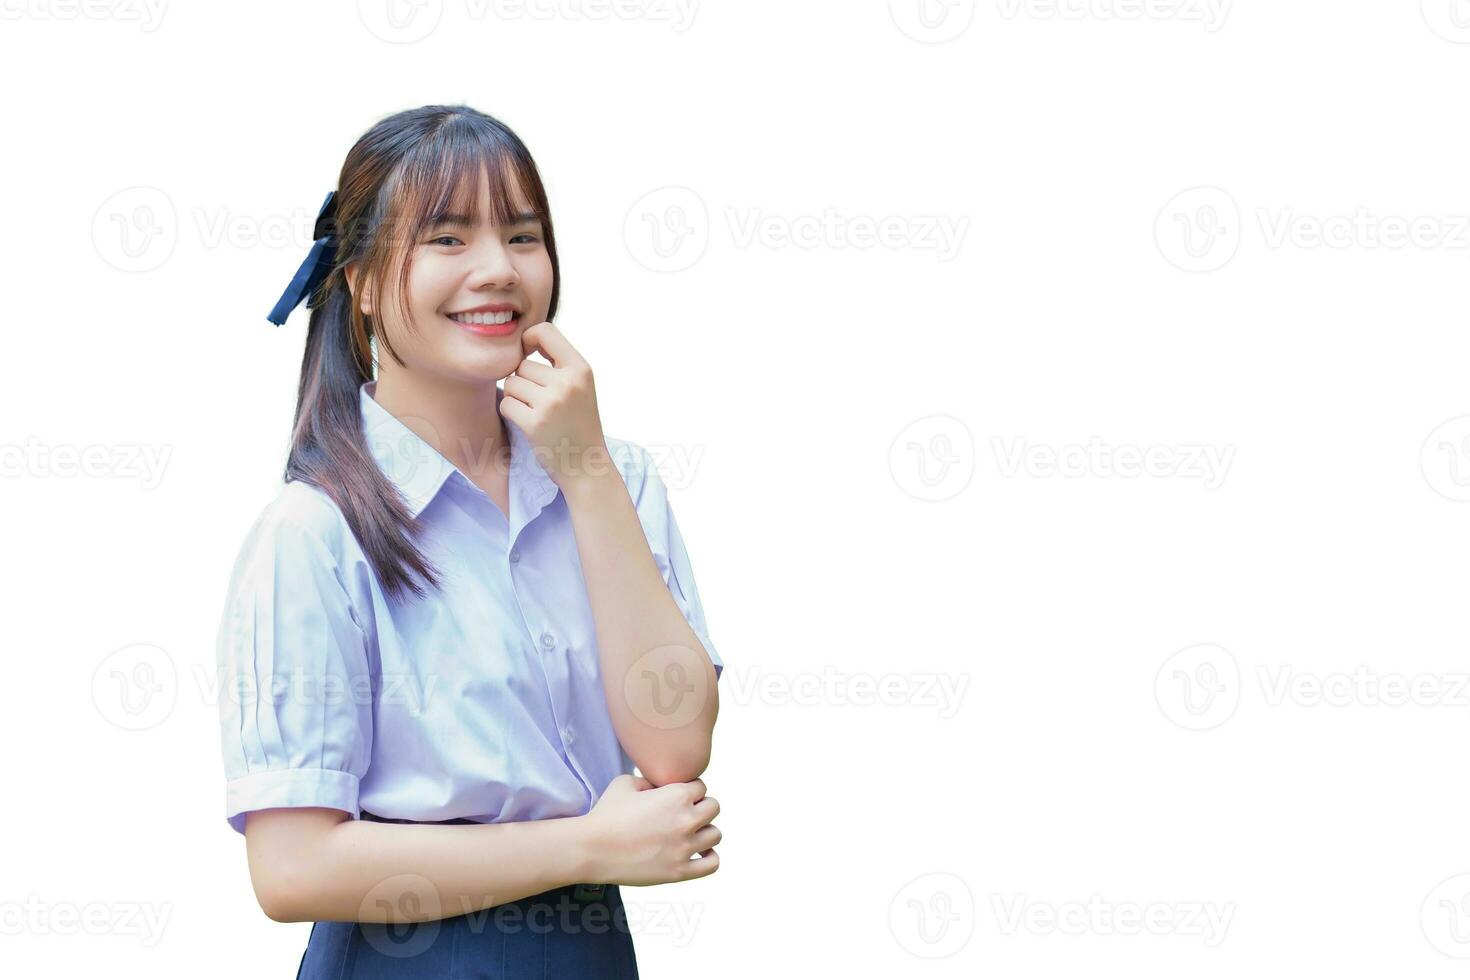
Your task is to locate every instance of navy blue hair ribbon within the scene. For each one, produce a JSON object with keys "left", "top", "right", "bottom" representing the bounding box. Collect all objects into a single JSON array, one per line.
[{"left": 266, "top": 191, "right": 340, "bottom": 326}]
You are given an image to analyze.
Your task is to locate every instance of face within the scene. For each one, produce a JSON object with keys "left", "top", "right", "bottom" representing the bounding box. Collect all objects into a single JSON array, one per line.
[{"left": 351, "top": 166, "right": 554, "bottom": 386}]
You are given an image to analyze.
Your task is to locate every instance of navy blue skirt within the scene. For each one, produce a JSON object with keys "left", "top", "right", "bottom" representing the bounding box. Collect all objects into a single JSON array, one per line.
[{"left": 294, "top": 812, "right": 639, "bottom": 979}]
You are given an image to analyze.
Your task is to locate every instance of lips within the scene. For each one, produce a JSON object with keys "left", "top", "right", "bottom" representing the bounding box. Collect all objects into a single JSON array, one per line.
[
  {"left": 449, "top": 312, "right": 520, "bottom": 336},
  {"left": 447, "top": 302, "right": 521, "bottom": 316}
]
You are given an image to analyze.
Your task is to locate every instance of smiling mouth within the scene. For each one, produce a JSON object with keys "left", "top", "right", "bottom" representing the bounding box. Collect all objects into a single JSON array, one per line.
[
  {"left": 446, "top": 310, "right": 520, "bottom": 326},
  {"left": 446, "top": 311, "right": 521, "bottom": 335}
]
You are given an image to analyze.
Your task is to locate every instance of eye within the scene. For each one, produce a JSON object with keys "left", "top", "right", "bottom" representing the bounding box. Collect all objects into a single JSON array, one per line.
[
  {"left": 430, "top": 235, "right": 463, "bottom": 246},
  {"left": 511, "top": 233, "right": 539, "bottom": 244}
]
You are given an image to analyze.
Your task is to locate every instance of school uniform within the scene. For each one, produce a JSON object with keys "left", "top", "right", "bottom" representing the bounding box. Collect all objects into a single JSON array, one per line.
[{"left": 216, "top": 379, "right": 723, "bottom": 978}]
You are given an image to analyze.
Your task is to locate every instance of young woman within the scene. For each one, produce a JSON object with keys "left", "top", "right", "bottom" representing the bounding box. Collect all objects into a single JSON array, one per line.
[{"left": 216, "top": 104, "right": 723, "bottom": 978}]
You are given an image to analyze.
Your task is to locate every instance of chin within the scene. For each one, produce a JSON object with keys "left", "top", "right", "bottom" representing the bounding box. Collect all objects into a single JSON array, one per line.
[{"left": 424, "top": 354, "right": 511, "bottom": 386}]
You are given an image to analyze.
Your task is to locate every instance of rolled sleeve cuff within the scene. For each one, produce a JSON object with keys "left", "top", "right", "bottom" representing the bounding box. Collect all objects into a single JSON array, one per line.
[
  {"left": 225, "top": 768, "right": 362, "bottom": 836},
  {"left": 695, "top": 631, "right": 723, "bottom": 682}
]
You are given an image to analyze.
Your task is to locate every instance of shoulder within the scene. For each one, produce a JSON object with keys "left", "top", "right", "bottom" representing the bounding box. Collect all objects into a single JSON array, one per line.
[
  {"left": 602, "top": 434, "right": 649, "bottom": 485},
  {"left": 230, "top": 480, "right": 360, "bottom": 570},
  {"left": 602, "top": 435, "right": 687, "bottom": 545},
  {"left": 602, "top": 435, "right": 662, "bottom": 499}
]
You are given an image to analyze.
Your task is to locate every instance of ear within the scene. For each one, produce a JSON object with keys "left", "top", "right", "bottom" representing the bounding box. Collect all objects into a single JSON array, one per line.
[{"left": 344, "top": 262, "right": 374, "bottom": 316}]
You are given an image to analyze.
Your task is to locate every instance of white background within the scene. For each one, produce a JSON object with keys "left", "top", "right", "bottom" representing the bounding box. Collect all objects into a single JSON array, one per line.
[{"left": 3, "top": 0, "right": 1470, "bottom": 976}]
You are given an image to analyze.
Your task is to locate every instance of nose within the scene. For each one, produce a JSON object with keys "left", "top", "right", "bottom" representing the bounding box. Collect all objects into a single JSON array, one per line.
[{"left": 467, "top": 237, "right": 520, "bottom": 290}]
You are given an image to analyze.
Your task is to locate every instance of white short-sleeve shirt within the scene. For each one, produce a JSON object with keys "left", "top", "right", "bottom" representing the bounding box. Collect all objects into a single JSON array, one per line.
[{"left": 215, "top": 379, "right": 722, "bottom": 835}]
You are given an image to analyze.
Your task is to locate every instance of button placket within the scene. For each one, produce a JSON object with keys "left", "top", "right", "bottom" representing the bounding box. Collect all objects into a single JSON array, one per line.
[
  {"left": 502, "top": 524, "right": 593, "bottom": 804},
  {"left": 536, "top": 633, "right": 593, "bottom": 799}
]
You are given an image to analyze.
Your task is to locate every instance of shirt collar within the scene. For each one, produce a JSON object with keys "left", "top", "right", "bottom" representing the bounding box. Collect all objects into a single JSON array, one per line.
[{"left": 358, "top": 379, "right": 559, "bottom": 520}]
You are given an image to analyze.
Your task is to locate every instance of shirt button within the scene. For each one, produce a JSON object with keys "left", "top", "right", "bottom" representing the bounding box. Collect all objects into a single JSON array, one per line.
[
  {"left": 540, "top": 631, "right": 556, "bottom": 649},
  {"left": 563, "top": 726, "right": 576, "bottom": 745},
  {"left": 509, "top": 549, "right": 521, "bottom": 564}
]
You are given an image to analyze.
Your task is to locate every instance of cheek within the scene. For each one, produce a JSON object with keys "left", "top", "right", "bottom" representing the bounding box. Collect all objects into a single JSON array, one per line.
[
  {"left": 408, "top": 259, "right": 458, "bottom": 313},
  {"left": 523, "top": 253, "right": 555, "bottom": 298}
]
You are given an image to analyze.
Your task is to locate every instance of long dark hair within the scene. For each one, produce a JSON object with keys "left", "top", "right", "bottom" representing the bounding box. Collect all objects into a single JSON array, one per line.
[{"left": 284, "top": 104, "right": 561, "bottom": 602}]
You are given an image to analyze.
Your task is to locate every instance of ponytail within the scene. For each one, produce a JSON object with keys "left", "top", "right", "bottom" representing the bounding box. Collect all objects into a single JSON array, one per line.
[
  {"left": 276, "top": 103, "right": 559, "bottom": 603},
  {"left": 285, "top": 282, "right": 443, "bottom": 602}
]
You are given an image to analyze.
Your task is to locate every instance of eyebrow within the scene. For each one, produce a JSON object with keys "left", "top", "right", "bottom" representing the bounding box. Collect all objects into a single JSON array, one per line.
[{"left": 428, "top": 210, "right": 540, "bottom": 229}]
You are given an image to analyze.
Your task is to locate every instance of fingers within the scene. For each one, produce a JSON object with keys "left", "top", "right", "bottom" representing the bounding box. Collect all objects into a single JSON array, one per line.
[
  {"left": 512, "top": 357, "right": 554, "bottom": 385},
  {"left": 691, "top": 823, "right": 721, "bottom": 852},
  {"left": 683, "top": 848, "right": 720, "bottom": 880},
  {"left": 691, "top": 795, "right": 720, "bottom": 827},
  {"left": 520, "top": 320, "right": 579, "bottom": 368},
  {"left": 614, "top": 772, "right": 652, "bottom": 791},
  {"left": 497, "top": 390, "right": 529, "bottom": 424},
  {"left": 501, "top": 374, "right": 543, "bottom": 408},
  {"left": 683, "top": 778, "right": 707, "bottom": 803}
]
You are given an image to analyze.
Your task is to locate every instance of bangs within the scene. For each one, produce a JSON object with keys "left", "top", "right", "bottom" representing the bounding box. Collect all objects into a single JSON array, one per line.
[{"left": 385, "top": 130, "right": 543, "bottom": 250}]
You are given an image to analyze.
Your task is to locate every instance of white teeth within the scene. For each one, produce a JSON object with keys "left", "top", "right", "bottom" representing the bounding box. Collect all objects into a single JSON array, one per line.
[{"left": 449, "top": 310, "right": 516, "bottom": 325}]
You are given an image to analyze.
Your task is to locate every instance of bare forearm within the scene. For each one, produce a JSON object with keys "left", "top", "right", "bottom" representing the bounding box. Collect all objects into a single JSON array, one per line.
[
  {"left": 271, "top": 814, "right": 597, "bottom": 924},
  {"left": 561, "top": 465, "right": 718, "bottom": 783}
]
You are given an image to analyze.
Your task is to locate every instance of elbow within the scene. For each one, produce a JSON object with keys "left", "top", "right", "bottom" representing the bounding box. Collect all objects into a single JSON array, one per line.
[
  {"left": 638, "top": 743, "right": 712, "bottom": 787},
  {"left": 255, "top": 868, "right": 311, "bottom": 923},
  {"left": 249, "top": 844, "right": 322, "bottom": 923},
  {"left": 256, "top": 887, "right": 296, "bottom": 924},
  {"left": 260, "top": 899, "right": 301, "bottom": 925},
  {"left": 623, "top": 670, "right": 718, "bottom": 787}
]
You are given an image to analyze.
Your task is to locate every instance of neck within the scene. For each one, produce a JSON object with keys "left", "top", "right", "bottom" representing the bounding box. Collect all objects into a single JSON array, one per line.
[{"left": 370, "top": 367, "right": 510, "bottom": 487}]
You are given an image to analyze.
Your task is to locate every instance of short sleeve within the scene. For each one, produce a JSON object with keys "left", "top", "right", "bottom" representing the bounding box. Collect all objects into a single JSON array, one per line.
[
  {"left": 215, "top": 513, "right": 374, "bottom": 835},
  {"left": 632, "top": 446, "right": 724, "bottom": 681}
]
